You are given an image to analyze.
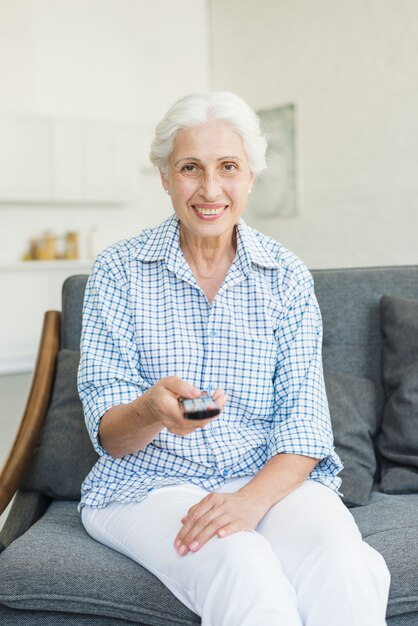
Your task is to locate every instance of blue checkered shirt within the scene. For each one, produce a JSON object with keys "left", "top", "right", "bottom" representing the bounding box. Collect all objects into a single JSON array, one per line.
[{"left": 78, "top": 214, "right": 343, "bottom": 510}]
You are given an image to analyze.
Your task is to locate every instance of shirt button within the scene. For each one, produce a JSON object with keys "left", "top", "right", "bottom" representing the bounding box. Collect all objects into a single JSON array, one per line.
[
  {"left": 207, "top": 383, "right": 215, "bottom": 392},
  {"left": 210, "top": 330, "right": 216, "bottom": 338},
  {"left": 223, "top": 470, "right": 229, "bottom": 477}
]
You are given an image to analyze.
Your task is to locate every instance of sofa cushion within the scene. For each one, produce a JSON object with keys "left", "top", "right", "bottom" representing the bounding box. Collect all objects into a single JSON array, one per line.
[
  {"left": 0, "top": 501, "right": 199, "bottom": 625},
  {"left": 324, "top": 371, "right": 384, "bottom": 507},
  {"left": 22, "top": 350, "right": 98, "bottom": 500},
  {"left": 378, "top": 295, "right": 418, "bottom": 493},
  {"left": 0, "top": 497, "right": 416, "bottom": 621},
  {"left": 351, "top": 490, "right": 418, "bottom": 618},
  {"left": 0, "top": 605, "right": 144, "bottom": 625}
]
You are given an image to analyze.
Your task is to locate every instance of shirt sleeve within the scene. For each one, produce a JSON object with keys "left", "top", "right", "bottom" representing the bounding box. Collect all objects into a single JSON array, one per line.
[
  {"left": 77, "top": 256, "right": 151, "bottom": 457},
  {"left": 267, "top": 276, "right": 340, "bottom": 466}
]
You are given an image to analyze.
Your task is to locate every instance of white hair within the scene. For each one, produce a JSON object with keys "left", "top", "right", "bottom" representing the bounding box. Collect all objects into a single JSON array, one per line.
[{"left": 149, "top": 92, "right": 267, "bottom": 176}]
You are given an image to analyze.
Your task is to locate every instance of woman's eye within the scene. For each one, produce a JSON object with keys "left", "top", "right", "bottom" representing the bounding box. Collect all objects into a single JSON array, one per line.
[
  {"left": 181, "top": 164, "right": 199, "bottom": 174},
  {"left": 223, "top": 162, "right": 238, "bottom": 172}
]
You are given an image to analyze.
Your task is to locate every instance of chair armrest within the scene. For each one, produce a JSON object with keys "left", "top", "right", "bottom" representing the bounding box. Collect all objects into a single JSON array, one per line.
[
  {"left": 0, "top": 311, "right": 61, "bottom": 516},
  {"left": 0, "top": 490, "right": 50, "bottom": 552}
]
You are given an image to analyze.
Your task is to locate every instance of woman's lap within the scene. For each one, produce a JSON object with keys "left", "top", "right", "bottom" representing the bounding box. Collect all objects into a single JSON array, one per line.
[
  {"left": 81, "top": 479, "right": 390, "bottom": 625},
  {"left": 82, "top": 480, "right": 303, "bottom": 621}
]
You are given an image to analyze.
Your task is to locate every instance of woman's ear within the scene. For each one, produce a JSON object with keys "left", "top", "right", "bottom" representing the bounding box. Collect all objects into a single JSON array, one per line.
[
  {"left": 248, "top": 172, "right": 254, "bottom": 194},
  {"left": 159, "top": 169, "right": 170, "bottom": 195}
]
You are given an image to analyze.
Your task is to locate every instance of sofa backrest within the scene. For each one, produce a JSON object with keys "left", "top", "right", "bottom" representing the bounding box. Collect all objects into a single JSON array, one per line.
[
  {"left": 313, "top": 266, "right": 418, "bottom": 381},
  {"left": 62, "top": 266, "right": 418, "bottom": 382},
  {"left": 22, "top": 266, "right": 418, "bottom": 502},
  {"left": 61, "top": 274, "right": 88, "bottom": 351}
]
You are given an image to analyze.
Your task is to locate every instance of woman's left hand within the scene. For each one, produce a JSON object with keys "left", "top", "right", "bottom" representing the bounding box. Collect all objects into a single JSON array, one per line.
[{"left": 174, "top": 491, "right": 269, "bottom": 556}]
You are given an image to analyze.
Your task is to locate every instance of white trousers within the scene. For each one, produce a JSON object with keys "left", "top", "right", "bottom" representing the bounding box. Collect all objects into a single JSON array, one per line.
[{"left": 82, "top": 478, "right": 391, "bottom": 626}]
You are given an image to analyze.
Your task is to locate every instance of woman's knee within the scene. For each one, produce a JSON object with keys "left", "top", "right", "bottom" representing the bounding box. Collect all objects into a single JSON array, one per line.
[
  {"left": 359, "top": 541, "right": 391, "bottom": 597},
  {"left": 306, "top": 533, "right": 390, "bottom": 591},
  {"left": 188, "top": 529, "right": 290, "bottom": 595}
]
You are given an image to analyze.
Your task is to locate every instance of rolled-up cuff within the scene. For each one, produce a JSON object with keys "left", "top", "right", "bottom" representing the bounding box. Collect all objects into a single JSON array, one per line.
[
  {"left": 83, "top": 381, "right": 147, "bottom": 457},
  {"left": 267, "top": 423, "right": 335, "bottom": 461}
]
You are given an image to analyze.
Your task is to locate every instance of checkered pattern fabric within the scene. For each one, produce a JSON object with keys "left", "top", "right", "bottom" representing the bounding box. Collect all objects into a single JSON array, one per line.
[{"left": 78, "top": 214, "right": 343, "bottom": 510}]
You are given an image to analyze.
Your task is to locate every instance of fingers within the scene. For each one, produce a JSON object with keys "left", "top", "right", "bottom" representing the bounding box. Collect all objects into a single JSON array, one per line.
[
  {"left": 150, "top": 379, "right": 227, "bottom": 436},
  {"left": 174, "top": 493, "right": 235, "bottom": 556},
  {"left": 212, "top": 388, "right": 227, "bottom": 411},
  {"left": 166, "top": 383, "right": 227, "bottom": 435},
  {"left": 147, "top": 378, "right": 199, "bottom": 433},
  {"left": 174, "top": 495, "right": 215, "bottom": 553},
  {"left": 162, "top": 378, "right": 226, "bottom": 405},
  {"left": 162, "top": 376, "right": 201, "bottom": 399},
  {"left": 173, "top": 489, "right": 265, "bottom": 557}
]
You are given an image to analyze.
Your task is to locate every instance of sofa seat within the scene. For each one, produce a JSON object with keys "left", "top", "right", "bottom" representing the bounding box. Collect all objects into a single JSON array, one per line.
[
  {"left": 1, "top": 494, "right": 418, "bottom": 624},
  {"left": 351, "top": 491, "right": 418, "bottom": 619},
  {"left": 0, "top": 501, "right": 199, "bottom": 626}
]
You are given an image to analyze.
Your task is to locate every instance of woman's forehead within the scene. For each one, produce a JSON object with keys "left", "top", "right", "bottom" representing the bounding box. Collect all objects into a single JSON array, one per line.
[{"left": 171, "top": 120, "right": 247, "bottom": 159}]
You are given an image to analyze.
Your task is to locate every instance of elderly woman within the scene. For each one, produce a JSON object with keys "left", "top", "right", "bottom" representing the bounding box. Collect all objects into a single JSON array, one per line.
[{"left": 78, "top": 92, "right": 390, "bottom": 626}]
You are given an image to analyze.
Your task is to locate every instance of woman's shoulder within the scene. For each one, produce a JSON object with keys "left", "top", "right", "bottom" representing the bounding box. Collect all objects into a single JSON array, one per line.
[
  {"left": 91, "top": 225, "right": 159, "bottom": 286},
  {"left": 245, "top": 224, "right": 314, "bottom": 291},
  {"left": 96, "top": 229, "right": 152, "bottom": 264},
  {"left": 95, "top": 215, "right": 177, "bottom": 271}
]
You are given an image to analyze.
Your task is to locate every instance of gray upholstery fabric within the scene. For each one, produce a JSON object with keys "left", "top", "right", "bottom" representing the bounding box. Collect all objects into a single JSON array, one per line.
[
  {"left": 0, "top": 501, "right": 199, "bottom": 626},
  {"left": 3, "top": 267, "right": 418, "bottom": 625},
  {"left": 61, "top": 267, "right": 418, "bottom": 382},
  {"left": 0, "top": 496, "right": 417, "bottom": 622},
  {"left": 351, "top": 490, "right": 418, "bottom": 618},
  {"left": 312, "top": 267, "right": 418, "bottom": 382},
  {"left": 387, "top": 614, "right": 418, "bottom": 626},
  {"left": 0, "top": 491, "right": 50, "bottom": 551},
  {"left": 0, "top": 605, "right": 149, "bottom": 625},
  {"left": 324, "top": 371, "right": 384, "bottom": 506},
  {"left": 61, "top": 275, "right": 89, "bottom": 351},
  {"left": 21, "top": 350, "right": 98, "bottom": 501},
  {"left": 0, "top": 600, "right": 415, "bottom": 626},
  {"left": 378, "top": 295, "right": 418, "bottom": 493}
]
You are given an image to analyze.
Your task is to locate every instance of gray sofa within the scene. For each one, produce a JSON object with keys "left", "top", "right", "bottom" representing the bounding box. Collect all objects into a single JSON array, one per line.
[{"left": 0, "top": 266, "right": 418, "bottom": 625}]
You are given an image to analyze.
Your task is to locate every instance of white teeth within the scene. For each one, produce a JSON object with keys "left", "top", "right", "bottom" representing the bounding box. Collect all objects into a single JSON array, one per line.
[{"left": 194, "top": 207, "right": 225, "bottom": 215}]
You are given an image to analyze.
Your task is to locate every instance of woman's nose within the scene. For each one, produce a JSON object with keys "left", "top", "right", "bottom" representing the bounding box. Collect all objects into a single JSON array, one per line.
[{"left": 199, "top": 173, "right": 222, "bottom": 200}]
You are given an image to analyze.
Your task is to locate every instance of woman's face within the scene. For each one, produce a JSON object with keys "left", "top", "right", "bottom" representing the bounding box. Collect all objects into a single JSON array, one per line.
[{"left": 160, "top": 120, "right": 253, "bottom": 242}]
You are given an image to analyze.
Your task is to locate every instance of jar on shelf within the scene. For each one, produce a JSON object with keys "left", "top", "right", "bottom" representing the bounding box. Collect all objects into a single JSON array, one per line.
[
  {"left": 64, "top": 232, "right": 79, "bottom": 260},
  {"left": 35, "top": 232, "right": 56, "bottom": 260}
]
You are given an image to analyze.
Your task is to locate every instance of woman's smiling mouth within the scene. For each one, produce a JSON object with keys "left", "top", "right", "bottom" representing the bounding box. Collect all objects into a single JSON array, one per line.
[{"left": 192, "top": 204, "right": 227, "bottom": 218}]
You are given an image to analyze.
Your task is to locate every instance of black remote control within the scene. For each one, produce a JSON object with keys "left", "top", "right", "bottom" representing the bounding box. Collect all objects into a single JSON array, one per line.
[{"left": 180, "top": 391, "right": 220, "bottom": 420}]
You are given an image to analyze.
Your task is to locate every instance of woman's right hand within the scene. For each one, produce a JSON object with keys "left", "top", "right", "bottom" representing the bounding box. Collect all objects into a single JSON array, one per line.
[
  {"left": 100, "top": 377, "right": 226, "bottom": 457},
  {"left": 136, "top": 377, "right": 226, "bottom": 436}
]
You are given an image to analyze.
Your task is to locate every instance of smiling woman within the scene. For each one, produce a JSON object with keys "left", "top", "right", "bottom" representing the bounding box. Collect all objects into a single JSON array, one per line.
[
  {"left": 158, "top": 119, "right": 255, "bottom": 300},
  {"left": 163, "top": 121, "right": 252, "bottom": 223},
  {"left": 77, "top": 92, "right": 391, "bottom": 626}
]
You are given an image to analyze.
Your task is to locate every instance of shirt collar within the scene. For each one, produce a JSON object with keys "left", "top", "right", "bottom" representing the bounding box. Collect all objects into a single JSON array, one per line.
[
  {"left": 134, "top": 213, "right": 280, "bottom": 272},
  {"left": 235, "top": 218, "right": 281, "bottom": 272},
  {"left": 134, "top": 214, "right": 181, "bottom": 263}
]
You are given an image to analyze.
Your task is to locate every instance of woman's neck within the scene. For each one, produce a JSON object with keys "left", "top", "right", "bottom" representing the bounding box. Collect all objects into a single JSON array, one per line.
[{"left": 180, "top": 227, "right": 237, "bottom": 279}]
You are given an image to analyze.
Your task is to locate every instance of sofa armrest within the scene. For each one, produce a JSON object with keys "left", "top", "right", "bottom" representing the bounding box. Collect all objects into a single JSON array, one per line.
[
  {"left": 0, "top": 490, "right": 51, "bottom": 552},
  {"left": 0, "top": 311, "right": 61, "bottom": 517}
]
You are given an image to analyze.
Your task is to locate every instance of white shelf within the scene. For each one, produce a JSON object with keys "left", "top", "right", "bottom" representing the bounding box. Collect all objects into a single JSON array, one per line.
[
  {"left": 0, "top": 354, "right": 35, "bottom": 375},
  {"left": 0, "top": 260, "right": 92, "bottom": 375},
  {"left": 0, "top": 260, "right": 92, "bottom": 272}
]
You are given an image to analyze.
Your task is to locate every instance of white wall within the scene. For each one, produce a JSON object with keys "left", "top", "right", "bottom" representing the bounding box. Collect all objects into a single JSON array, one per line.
[
  {"left": 0, "top": 0, "right": 210, "bottom": 372},
  {"left": 0, "top": 0, "right": 210, "bottom": 261},
  {"left": 210, "top": 0, "right": 418, "bottom": 269},
  {"left": 2, "top": 0, "right": 418, "bottom": 370}
]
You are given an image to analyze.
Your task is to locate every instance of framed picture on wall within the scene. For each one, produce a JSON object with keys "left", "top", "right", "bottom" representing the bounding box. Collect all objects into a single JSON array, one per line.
[{"left": 248, "top": 104, "right": 297, "bottom": 218}]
